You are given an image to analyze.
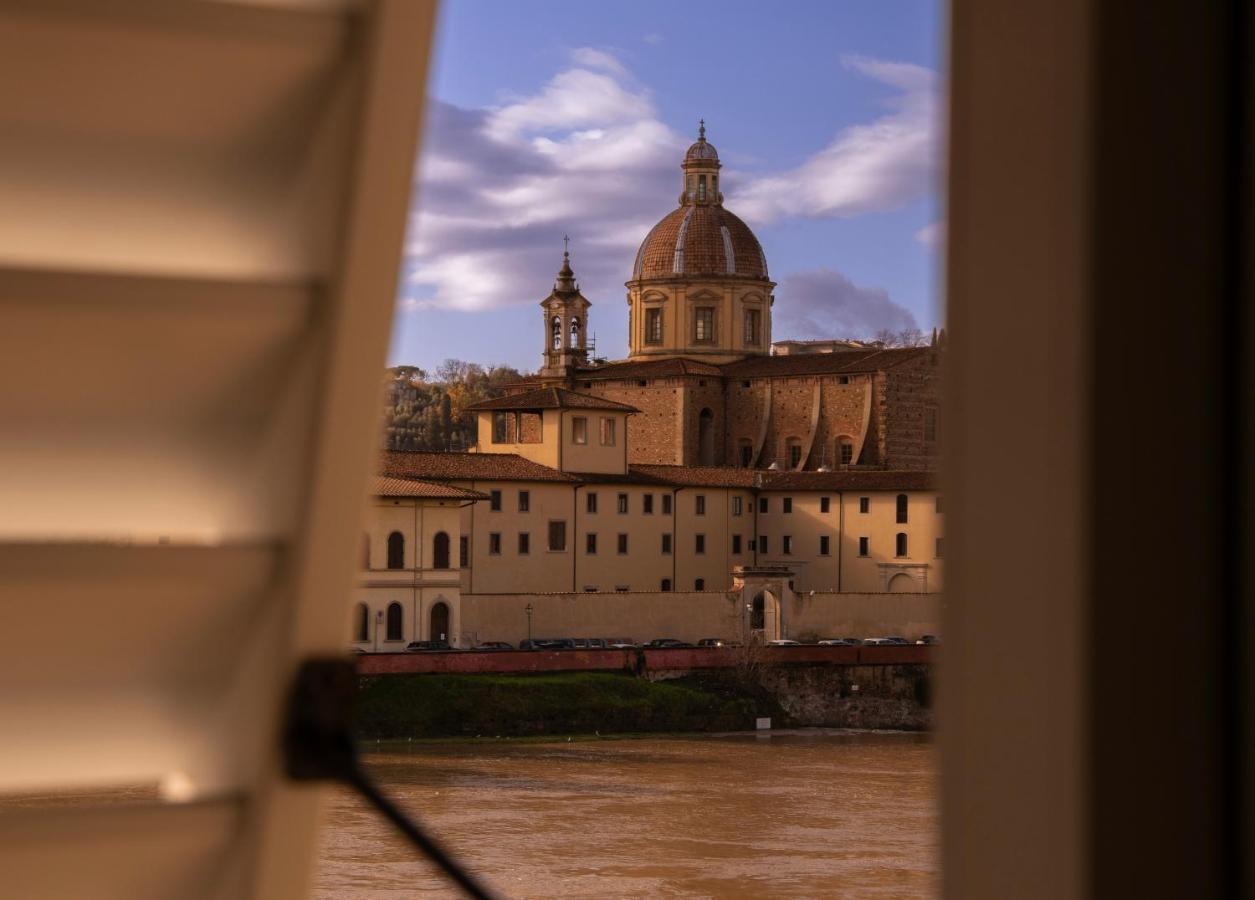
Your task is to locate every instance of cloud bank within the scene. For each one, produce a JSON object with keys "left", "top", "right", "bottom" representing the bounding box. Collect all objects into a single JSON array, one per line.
[
  {"left": 401, "top": 48, "right": 939, "bottom": 336},
  {"left": 773, "top": 268, "right": 919, "bottom": 340}
]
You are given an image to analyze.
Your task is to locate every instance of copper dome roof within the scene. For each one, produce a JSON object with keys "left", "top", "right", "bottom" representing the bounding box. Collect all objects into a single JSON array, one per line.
[{"left": 631, "top": 204, "right": 769, "bottom": 280}]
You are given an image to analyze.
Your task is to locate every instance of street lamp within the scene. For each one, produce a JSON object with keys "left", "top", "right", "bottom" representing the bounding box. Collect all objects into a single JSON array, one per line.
[{"left": 524, "top": 602, "right": 534, "bottom": 646}]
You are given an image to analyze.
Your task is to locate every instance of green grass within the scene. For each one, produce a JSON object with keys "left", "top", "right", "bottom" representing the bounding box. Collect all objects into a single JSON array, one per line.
[{"left": 355, "top": 672, "right": 783, "bottom": 739}]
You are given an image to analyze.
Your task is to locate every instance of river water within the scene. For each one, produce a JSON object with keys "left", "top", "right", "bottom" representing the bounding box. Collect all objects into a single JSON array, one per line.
[{"left": 314, "top": 730, "right": 937, "bottom": 899}]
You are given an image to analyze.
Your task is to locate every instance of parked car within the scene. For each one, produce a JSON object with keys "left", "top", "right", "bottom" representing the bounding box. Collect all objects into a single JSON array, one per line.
[
  {"left": 696, "top": 637, "right": 732, "bottom": 647},
  {"left": 474, "top": 641, "right": 514, "bottom": 651},
  {"left": 885, "top": 636, "right": 911, "bottom": 645},
  {"left": 840, "top": 638, "right": 865, "bottom": 646},
  {"left": 916, "top": 634, "right": 940, "bottom": 645},
  {"left": 767, "top": 639, "right": 801, "bottom": 646},
  {"left": 646, "top": 638, "right": 692, "bottom": 649},
  {"left": 862, "top": 638, "right": 895, "bottom": 646},
  {"left": 405, "top": 640, "right": 449, "bottom": 652},
  {"left": 519, "top": 638, "right": 575, "bottom": 650},
  {"left": 817, "top": 638, "right": 857, "bottom": 646},
  {"left": 569, "top": 638, "right": 607, "bottom": 649},
  {"left": 605, "top": 638, "right": 638, "bottom": 649}
]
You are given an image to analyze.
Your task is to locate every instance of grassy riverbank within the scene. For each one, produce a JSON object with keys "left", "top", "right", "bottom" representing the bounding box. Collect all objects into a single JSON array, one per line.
[{"left": 356, "top": 672, "right": 786, "bottom": 739}]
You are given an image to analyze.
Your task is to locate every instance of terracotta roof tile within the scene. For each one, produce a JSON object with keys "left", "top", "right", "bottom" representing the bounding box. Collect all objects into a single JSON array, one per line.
[
  {"left": 467, "top": 387, "right": 639, "bottom": 412},
  {"left": 372, "top": 477, "right": 490, "bottom": 500},
  {"left": 380, "top": 451, "right": 577, "bottom": 483},
  {"left": 721, "top": 347, "right": 934, "bottom": 378},
  {"left": 632, "top": 204, "right": 769, "bottom": 280},
  {"left": 573, "top": 358, "right": 723, "bottom": 381}
]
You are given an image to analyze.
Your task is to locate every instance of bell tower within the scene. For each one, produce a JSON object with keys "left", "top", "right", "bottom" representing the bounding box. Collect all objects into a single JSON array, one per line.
[{"left": 540, "top": 237, "right": 591, "bottom": 376}]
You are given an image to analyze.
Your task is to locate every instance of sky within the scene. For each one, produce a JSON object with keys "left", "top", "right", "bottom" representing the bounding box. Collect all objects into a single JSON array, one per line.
[{"left": 389, "top": 0, "right": 944, "bottom": 374}]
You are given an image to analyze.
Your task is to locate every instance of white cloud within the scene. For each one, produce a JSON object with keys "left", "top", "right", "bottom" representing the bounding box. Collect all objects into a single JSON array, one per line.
[
  {"left": 730, "top": 56, "right": 940, "bottom": 224},
  {"left": 914, "top": 221, "right": 945, "bottom": 247},
  {"left": 400, "top": 47, "right": 940, "bottom": 333},
  {"left": 773, "top": 268, "right": 919, "bottom": 340},
  {"left": 643, "top": 33, "right": 664, "bottom": 46}
]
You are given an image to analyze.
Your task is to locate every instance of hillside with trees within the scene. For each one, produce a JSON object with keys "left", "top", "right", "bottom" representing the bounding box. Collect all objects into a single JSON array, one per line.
[{"left": 381, "top": 360, "right": 526, "bottom": 451}]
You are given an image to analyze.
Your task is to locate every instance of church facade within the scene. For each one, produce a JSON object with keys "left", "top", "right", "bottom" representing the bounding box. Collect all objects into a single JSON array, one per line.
[{"left": 522, "top": 126, "right": 942, "bottom": 473}]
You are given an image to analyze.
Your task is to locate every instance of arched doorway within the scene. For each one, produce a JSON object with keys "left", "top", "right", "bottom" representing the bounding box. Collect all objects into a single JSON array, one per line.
[
  {"left": 750, "top": 593, "right": 765, "bottom": 630},
  {"left": 698, "top": 408, "right": 715, "bottom": 465},
  {"left": 432, "top": 531, "right": 450, "bottom": 569},
  {"left": 430, "top": 601, "right": 450, "bottom": 643},
  {"left": 889, "top": 573, "right": 916, "bottom": 593}
]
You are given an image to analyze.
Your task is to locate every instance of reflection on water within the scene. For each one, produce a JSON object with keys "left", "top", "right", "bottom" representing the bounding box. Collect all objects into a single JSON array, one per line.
[{"left": 315, "top": 730, "right": 937, "bottom": 899}]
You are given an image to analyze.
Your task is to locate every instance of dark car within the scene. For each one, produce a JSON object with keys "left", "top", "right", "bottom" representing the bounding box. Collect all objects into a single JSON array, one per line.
[
  {"left": 646, "top": 638, "right": 693, "bottom": 649},
  {"left": 474, "top": 641, "right": 514, "bottom": 651},
  {"left": 696, "top": 637, "right": 733, "bottom": 647},
  {"left": 915, "top": 634, "right": 940, "bottom": 645},
  {"left": 885, "top": 636, "right": 911, "bottom": 645},
  {"left": 519, "top": 638, "right": 575, "bottom": 650},
  {"left": 817, "top": 638, "right": 857, "bottom": 646},
  {"left": 570, "top": 638, "right": 607, "bottom": 649},
  {"left": 405, "top": 640, "right": 450, "bottom": 652}
]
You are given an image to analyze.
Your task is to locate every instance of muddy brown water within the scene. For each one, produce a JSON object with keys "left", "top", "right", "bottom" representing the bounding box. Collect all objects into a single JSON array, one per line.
[{"left": 314, "top": 730, "right": 937, "bottom": 899}]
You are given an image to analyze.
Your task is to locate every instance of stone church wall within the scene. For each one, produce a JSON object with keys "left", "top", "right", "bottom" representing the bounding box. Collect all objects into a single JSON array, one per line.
[{"left": 880, "top": 356, "right": 941, "bottom": 470}]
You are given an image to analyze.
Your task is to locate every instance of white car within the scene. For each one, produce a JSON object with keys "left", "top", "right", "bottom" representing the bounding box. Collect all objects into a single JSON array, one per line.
[{"left": 767, "top": 639, "right": 801, "bottom": 646}]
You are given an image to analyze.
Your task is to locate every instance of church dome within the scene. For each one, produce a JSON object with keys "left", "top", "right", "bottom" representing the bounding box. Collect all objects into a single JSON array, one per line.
[
  {"left": 631, "top": 204, "right": 769, "bottom": 280},
  {"left": 685, "top": 138, "right": 719, "bottom": 161}
]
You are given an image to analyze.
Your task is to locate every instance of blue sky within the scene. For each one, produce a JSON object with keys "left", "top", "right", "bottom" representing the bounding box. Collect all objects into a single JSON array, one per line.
[{"left": 390, "top": 0, "right": 944, "bottom": 373}]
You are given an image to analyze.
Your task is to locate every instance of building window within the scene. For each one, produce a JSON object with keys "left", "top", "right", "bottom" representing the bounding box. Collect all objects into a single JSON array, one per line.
[
  {"left": 600, "top": 417, "right": 616, "bottom": 446},
  {"left": 694, "top": 307, "right": 715, "bottom": 343},
  {"left": 353, "top": 602, "right": 368, "bottom": 642},
  {"left": 661, "top": 578, "right": 672, "bottom": 591},
  {"left": 782, "top": 535, "right": 793, "bottom": 555},
  {"left": 551, "top": 316, "right": 561, "bottom": 350},
  {"left": 386, "top": 602, "right": 403, "bottom": 641},
  {"left": 433, "top": 532, "right": 450, "bottom": 569},
  {"left": 782, "top": 497, "right": 793, "bottom": 514},
  {"left": 548, "top": 520, "right": 567, "bottom": 552},
  {"left": 617, "top": 533, "right": 629, "bottom": 555},
  {"left": 732, "top": 534, "right": 743, "bottom": 554},
  {"left": 617, "top": 493, "right": 629, "bottom": 514},
  {"left": 936, "top": 495, "right": 944, "bottom": 514},
  {"left": 572, "top": 416, "right": 588, "bottom": 445},
  {"left": 643, "top": 493, "right": 654, "bottom": 514},
  {"left": 615, "top": 585, "right": 630, "bottom": 593},
  {"left": 386, "top": 531, "right": 404, "bottom": 569},
  {"left": 839, "top": 438, "right": 854, "bottom": 465},
  {"left": 820, "top": 535, "right": 831, "bottom": 556},
  {"left": 586, "top": 533, "right": 598, "bottom": 554},
  {"left": 860, "top": 497, "right": 870, "bottom": 514},
  {"left": 459, "top": 536, "right": 468, "bottom": 567},
  {"left": 788, "top": 440, "right": 802, "bottom": 468},
  {"left": 518, "top": 532, "right": 530, "bottom": 555},
  {"left": 662, "top": 494, "right": 673, "bottom": 515},
  {"left": 759, "top": 497, "right": 768, "bottom": 514},
  {"left": 732, "top": 496, "right": 743, "bottom": 516},
  {"left": 747, "top": 537, "right": 756, "bottom": 552},
  {"left": 696, "top": 534, "right": 706, "bottom": 554},
  {"left": 587, "top": 492, "right": 598, "bottom": 514},
  {"left": 924, "top": 407, "right": 939, "bottom": 444},
  {"left": 859, "top": 536, "right": 869, "bottom": 556},
  {"left": 518, "top": 490, "right": 530, "bottom": 512},
  {"left": 759, "top": 536, "right": 768, "bottom": 554},
  {"left": 695, "top": 495, "right": 706, "bottom": 515},
  {"left": 695, "top": 578, "right": 706, "bottom": 590},
  {"left": 896, "top": 494, "right": 909, "bottom": 523},
  {"left": 661, "top": 533, "right": 672, "bottom": 555},
  {"left": 744, "top": 308, "right": 761, "bottom": 345},
  {"left": 936, "top": 537, "right": 945, "bottom": 558},
  {"left": 488, "top": 533, "right": 502, "bottom": 555},
  {"left": 896, "top": 533, "right": 909, "bottom": 557},
  {"left": 489, "top": 490, "right": 502, "bottom": 512},
  {"left": 820, "top": 496, "right": 830, "bottom": 514},
  {"left": 698, "top": 174, "right": 707, "bottom": 201},
  {"left": 739, "top": 440, "right": 753, "bottom": 467},
  {"left": 645, "top": 308, "right": 663, "bottom": 344},
  {"left": 492, "top": 412, "right": 509, "bottom": 444}
]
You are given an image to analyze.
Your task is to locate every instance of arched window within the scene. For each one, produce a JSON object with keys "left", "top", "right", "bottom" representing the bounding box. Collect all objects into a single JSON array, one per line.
[
  {"left": 432, "top": 531, "right": 450, "bottom": 570},
  {"left": 360, "top": 533, "right": 370, "bottom": 569},
  {"left": 570, "top": 316, "right": 580, "bottom": 337},
  {"left": 386, "top": 531, "right": 404, "bottom": 569},
  {"left": 430, "top": 601, "right": 450, "bottom": 643},
  {"left": 896, "top": 532, "right": 909, "bottom": 557},
  {"left": 896, "top": 494, "right": 909, "bottom": 523},
  {"left": 551, "top": 316, "right": 562, "bottom": 349},
  {"left": 698, "top": 408, "right": 715, "bottom": 466},
  {"left": 786, "top": 437, "right": 802, "bottom": 469},
  {"left": 698, "top": 174, "right": 707, "bottom": 201},
  {"left": 385, "top": 602, "right": 403, "bottom": 641},
  {"left": 838, "top": 437, "right": 854, "bottom": 466},
  {"left": 353, "top": 602, "right": 368, "bottom": 642}
]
